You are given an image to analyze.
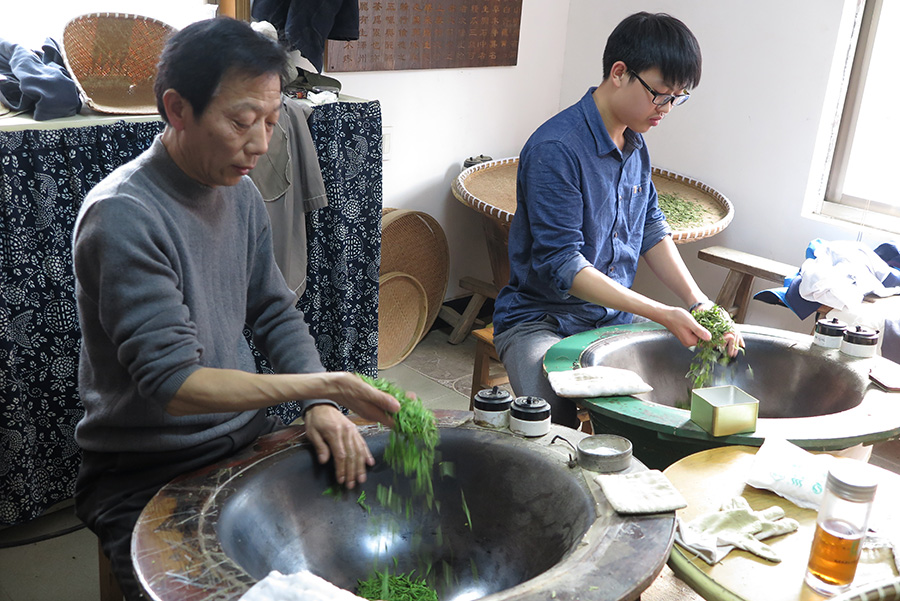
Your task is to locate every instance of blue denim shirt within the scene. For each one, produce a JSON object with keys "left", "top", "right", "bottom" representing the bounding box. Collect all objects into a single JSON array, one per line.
[{"left": 493, "top": 88, "right": 671, "bottom": 338}]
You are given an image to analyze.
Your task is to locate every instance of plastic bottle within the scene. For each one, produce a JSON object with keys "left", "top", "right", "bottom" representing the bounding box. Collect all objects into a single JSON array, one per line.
[{"left": 805, "top": 462, "right": 878, "bottom": 596}]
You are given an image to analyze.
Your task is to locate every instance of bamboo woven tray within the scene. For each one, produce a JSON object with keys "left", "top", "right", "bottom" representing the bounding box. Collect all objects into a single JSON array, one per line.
[
  {"left": 62, "top": 13, "right": 176, "bottom": 115},
  {"left": 377, "top": 272, "right": 427, "bottom": 369},
  {"left": 381, "top": 208, "right": 449, "bottom": 343},
  {"left": 452, "top": 157, "right": 733, "bottom": 244}
]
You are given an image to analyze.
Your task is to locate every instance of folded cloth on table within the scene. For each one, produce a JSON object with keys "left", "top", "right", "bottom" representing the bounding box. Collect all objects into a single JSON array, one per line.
[
  {"left": 595, "top": 469, "right": 687, "bottom": 514},
  {"left": 548, "top": 365, "right": 652, "bottom": 398},
  {"left": 754, "top": 239, "right": 900, "bottom": 319},
  {"left": 241, "top": 570, "right": 365, "bottom": 601},
  {"left": 674, "top": 496, "right": 799, "bottom": 565}
]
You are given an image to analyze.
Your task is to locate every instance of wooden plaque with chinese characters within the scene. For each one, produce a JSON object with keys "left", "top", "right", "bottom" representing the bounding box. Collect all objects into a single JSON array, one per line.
[{"left": 326, "top": 1, "right": 522, "bottom": 72}]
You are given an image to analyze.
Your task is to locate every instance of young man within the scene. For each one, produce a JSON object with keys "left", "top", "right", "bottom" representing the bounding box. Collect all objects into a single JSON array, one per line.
[
  {"left": 493, "top": 12, "right": 742, "bottom": 428},
  {"left": 72, "top": 18, "right": 400, "bottom": 599}
]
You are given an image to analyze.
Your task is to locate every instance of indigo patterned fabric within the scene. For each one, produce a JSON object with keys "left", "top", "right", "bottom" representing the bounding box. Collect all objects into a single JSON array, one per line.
[
  {"left": 0, "top": 101, "right": 382, "bottom": 526},
  {"left": 299, "top": 100, "right": 382, "bottom": 378},
  {"left": 0, "top": 120, "right": 164, "bottom": 525}
]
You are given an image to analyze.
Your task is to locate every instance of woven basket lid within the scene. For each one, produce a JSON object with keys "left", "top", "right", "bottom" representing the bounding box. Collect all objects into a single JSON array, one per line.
[
  {"left": 62, "top": 13, "right": 176, "bottom": 115},
  {"left": 381, "top": 208, "right": 449, "bottom": 342},
  {"left": 378, "top": 272, "right": 428, "bottom": 369},
  {"left": 452, "top": 157, "right": 733, "bottom": 244}
]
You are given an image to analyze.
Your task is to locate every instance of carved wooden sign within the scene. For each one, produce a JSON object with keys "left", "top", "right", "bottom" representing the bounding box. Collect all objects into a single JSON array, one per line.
[{"left": 326, "top": 0, "right": 522, "bottom": 72}]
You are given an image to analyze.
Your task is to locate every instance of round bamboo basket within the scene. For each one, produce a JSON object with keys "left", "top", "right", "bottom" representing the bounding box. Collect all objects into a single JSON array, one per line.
[
  {"left": 380, "top": 208, "right": 449, "bottom": 342},
  {"left": 377, "top": 272, "right": 428, "bottom": 369},
  {"left": 452, "top": 157, "right": 733, "bottom": 248},
  {"left": 62, "top": 13, "right": 176, "bottom": 115}
]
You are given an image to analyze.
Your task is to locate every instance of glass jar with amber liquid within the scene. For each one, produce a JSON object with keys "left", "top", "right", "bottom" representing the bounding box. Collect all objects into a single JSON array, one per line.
[{"left": 805, "top": 462, "right": 878, "bottom": 596}]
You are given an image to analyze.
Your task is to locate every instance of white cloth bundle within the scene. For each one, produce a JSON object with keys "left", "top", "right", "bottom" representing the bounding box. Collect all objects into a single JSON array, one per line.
[
  {"left": 595, "top": 469, "right": 687, "bottom": 514},
  {"left": 548, "top": 365, "right": 653, "bottom": 398},
  {"left": 241, "top": 570, "right": 365, "bottom": 601}
]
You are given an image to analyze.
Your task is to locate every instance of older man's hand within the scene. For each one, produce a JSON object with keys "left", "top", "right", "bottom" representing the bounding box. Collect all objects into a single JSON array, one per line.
[{"left": 303, "top": 404, "right": 374, "bottom": 489}]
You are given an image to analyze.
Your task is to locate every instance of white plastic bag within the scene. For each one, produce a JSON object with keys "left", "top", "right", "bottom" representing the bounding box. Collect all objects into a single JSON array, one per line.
[{"left": 745, "top": 438, "right": 837, "bottom": 510}]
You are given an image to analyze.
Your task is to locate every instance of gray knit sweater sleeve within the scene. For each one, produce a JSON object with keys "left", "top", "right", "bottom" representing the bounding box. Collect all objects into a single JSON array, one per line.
[{"left": 73, "top": 138, "right": 332, "bottom": 454}]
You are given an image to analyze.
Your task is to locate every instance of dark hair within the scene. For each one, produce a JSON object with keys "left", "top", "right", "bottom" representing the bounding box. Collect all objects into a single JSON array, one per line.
[
  {"left": 154, "top": 17, "right": 289, "bottom": 123},
  {"left": 602, "top": 12, "right": 702, "bottom": 90}
]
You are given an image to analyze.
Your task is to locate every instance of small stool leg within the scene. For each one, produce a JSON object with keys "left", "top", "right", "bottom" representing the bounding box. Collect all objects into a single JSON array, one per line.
[
  {"left": 470, "top": 339, "right": 491, "bottom": 411},
  {"left": 98, "top": 541, "right": 124, "bottom": 601}
]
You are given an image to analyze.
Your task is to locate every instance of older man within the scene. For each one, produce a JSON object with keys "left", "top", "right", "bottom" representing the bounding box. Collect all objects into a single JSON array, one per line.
[{"left": 72, "top": 18, "right": 399, "bottom": 599}]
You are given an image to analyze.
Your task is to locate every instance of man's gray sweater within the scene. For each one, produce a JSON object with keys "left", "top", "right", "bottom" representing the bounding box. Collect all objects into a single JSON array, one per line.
[{"left": 73, "top": 137, "right": 326, "bottom": 453}]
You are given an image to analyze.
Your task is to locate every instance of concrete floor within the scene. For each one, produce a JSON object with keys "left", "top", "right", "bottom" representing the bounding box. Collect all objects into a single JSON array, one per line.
[{"left": 1, "top": 326, "right": 898, "bottom": 600}]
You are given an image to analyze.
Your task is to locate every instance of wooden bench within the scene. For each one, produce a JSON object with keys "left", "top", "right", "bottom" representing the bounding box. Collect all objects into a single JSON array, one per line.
[{"left": 698, "top": 246, "right": 798, "bottom": 323}]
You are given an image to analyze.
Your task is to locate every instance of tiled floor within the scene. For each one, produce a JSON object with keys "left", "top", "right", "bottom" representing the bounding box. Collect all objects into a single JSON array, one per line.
[{"left": 1, "top": 326, "right": 898, "bottom": 601}]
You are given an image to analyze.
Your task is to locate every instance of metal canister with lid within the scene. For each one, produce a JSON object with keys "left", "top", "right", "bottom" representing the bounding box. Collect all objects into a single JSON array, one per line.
[
  {"left": 813, "top": 317, "right": 847, "bottom": 349},
  {"left": 840, "top": 325, "right": 879, "bottom": 358},
  {"left": 473, "top": 386, "right": 512, "bottom": 429},
  {"left": 509, "top": 396, "right": 551, "bottom": 437}
]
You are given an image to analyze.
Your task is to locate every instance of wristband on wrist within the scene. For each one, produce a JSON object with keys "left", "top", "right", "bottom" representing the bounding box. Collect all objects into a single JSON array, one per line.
[{"left": 689, "top": 299, "right": 710, "bottom": 313}]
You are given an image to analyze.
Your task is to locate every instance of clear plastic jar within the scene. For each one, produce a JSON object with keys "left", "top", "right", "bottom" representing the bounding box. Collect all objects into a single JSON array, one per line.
[{"left": 805, "top": 462, "right": 878, "bottom": 596}]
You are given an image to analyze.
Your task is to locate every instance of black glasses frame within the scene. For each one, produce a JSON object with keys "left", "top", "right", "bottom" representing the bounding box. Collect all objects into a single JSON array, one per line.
[{"left": 629, "top": 70, "right": 690, "bottom": 106}]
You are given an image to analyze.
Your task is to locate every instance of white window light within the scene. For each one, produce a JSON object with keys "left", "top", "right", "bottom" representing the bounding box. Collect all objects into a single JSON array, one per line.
[{"left": 805, "top": 0, "right": 900, "bottom": 236}]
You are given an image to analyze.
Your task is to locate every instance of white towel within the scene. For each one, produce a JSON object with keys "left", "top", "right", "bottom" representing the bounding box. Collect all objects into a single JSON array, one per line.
[
  {"left": 595, "top": 470, "right": 687, "bottom": 514},
  {"left": 548, "top": 365, "right": 652, "bottom": 398},
  {"left": 241, "top": 570, "right": 365, "bottom": 601}
]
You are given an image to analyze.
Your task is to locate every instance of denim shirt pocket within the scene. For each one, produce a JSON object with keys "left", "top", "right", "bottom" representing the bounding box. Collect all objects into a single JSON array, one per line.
[{"left": 618, "top": 180, "right": 652, "bottom": 241}]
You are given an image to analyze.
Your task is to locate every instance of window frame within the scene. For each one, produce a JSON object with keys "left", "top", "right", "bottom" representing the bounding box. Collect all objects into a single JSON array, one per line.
[{"left": 805, "top": 0, "right": 900, "bottom": 235}]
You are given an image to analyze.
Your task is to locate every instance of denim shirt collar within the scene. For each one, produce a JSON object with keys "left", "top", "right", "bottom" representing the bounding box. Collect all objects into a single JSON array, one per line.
[{"left": 580, "top": 87, "right": 644, "bottom": 159}]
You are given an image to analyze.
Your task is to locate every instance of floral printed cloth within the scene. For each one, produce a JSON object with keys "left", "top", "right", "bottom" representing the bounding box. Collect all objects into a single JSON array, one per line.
[{"left": 0, "top": 99, "right": 382, "bottom": 526}]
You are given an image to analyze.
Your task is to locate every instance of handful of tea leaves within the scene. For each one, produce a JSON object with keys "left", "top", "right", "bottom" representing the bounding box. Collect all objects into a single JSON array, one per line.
[
  {"left": 359, "top": 375, "right": 439, "bottom": 506},
  {"left": 357, "top": 569, "right": 439, "bottom": 601},
  {"left": 688, "top": 305, "right": 738, "bottom": 389}
]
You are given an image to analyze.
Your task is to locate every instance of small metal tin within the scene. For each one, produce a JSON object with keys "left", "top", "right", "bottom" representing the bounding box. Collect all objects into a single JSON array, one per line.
[
  {"left": 813, "top": 317, "right": 847, "bottom": 349},
  {"left": 690, "top": 385, "right": 759, "bottom": 436},
  {"left": 509, "top": 396, "right": 551, "bottom": 437},
  {"left": 840, "top": 325, "right": 879, "bottom": 358},
  {"left": 577, "top": 435, "right": 633, "bottom": 473}
]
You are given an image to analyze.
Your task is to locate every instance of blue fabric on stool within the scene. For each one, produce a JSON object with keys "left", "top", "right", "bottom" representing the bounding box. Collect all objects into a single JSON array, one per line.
[{"left": 753, "top": 275, "right": 821, "bottom": 320}]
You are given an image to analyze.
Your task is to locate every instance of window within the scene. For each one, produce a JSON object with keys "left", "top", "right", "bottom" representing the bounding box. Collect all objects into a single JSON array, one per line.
[{"left": 809, "top": 0, "right": 900, "bottom": 235}]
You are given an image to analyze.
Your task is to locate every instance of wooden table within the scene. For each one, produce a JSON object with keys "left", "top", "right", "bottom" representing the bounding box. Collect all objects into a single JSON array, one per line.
[{"left": 664, "top": 446, "right": 900, "bottom": 601}]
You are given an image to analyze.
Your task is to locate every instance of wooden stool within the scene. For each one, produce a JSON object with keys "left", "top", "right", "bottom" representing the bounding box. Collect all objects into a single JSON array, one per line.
[
  {"left": 698, "top": 246, "right": 798, "bottom": 323},
  {"left": 468, "top": 325, "right": 592, "bottom": 433},
  {"left": 469, "top": 325, "right": 510, "bottom": 410}
]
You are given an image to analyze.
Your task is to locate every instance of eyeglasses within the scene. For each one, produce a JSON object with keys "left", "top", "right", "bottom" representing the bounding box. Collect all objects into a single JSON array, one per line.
[{"left": 629, "top": 70, "right": 690, "bottom": 106}]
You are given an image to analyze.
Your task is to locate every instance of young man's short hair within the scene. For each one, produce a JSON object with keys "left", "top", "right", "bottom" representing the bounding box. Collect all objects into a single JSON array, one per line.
[{"left": 602, "top": 12, "right": 702, "bottom": 90}]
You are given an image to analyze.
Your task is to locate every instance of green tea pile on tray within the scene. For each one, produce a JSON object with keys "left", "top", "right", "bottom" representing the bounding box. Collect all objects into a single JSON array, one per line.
[{"left": 658, "top": 191, "right": 707, "bottom": 230}]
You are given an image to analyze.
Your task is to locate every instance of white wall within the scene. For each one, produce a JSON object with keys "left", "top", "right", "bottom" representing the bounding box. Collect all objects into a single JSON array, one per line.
[
  {"left": 562, "top": 0, "right": 887, "bottom": 333},
  {"left": 327, "top": 0, "right": 570, "bottom": 299},
  {"left": 329, "top": 0, "right": 889, "bottom": 332}
]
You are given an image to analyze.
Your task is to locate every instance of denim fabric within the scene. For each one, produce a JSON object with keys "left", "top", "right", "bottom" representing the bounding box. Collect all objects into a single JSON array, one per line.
[{"left": 494, "top": 88, "right": 671, "bottom": 339}]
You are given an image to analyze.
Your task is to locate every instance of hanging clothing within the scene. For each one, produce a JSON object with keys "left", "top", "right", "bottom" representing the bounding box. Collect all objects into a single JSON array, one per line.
[
  {"left": 250, "top": 97, "right": 329, "bottom": 296},
  {"left": 251, "top": 0, "right": 359, "bottom": 73}
]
